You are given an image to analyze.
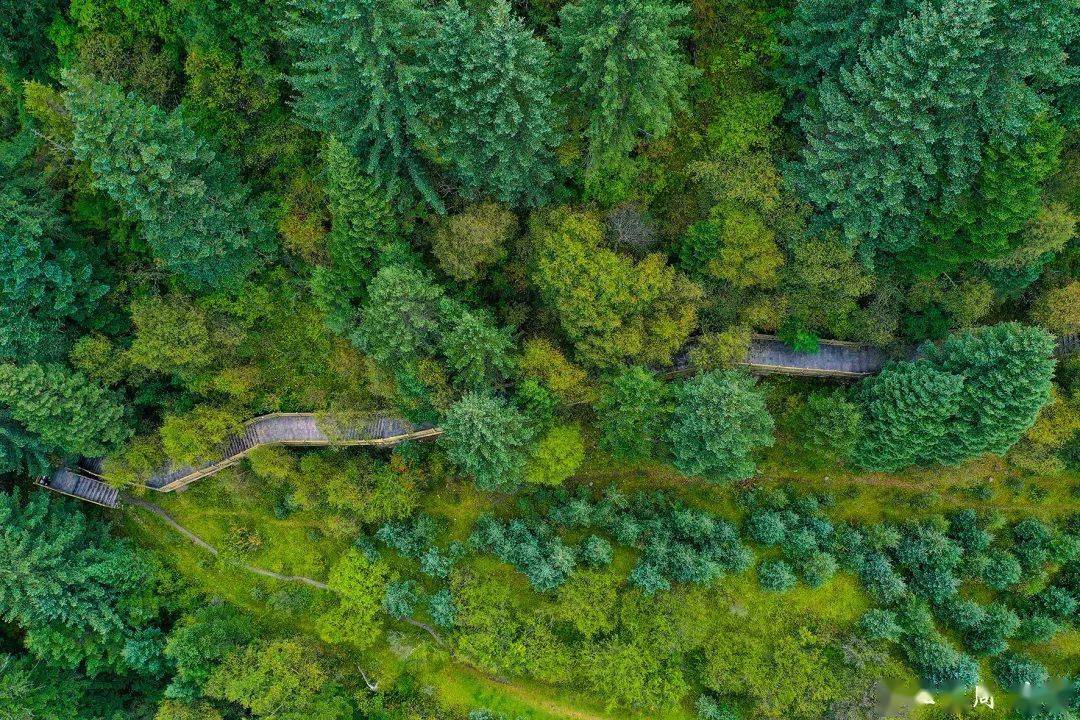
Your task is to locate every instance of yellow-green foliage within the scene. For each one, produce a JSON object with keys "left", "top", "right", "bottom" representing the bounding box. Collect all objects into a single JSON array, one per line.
[
  {"left": 127, "top": 294, "right": 214, "bottom": 377},
  {"left": 160, "top": 406, "right": 243, "bottom": 466},
  {"left": 69, "top": 333, "right": 129, "bottom": 386},
  {"left": 519, "top": 338, "right": 595, "bottom": 405},
  {"left": 317, "top": 550, "right": 387, "bottom": 650},
  {"left": 431, "top": 203, "right": 516, "bottom": 282},
  {"left": 688, "top": 328, "right": 751, "bottom": 371},
  {"left": 103, "top": 435, "right": 167, "bottom": 488},
  {"left": 523, "top": 424, "right": 585, "bottom": 486},
  {"left": 528, "top": 207, "right": 702, "bottom": 368}
]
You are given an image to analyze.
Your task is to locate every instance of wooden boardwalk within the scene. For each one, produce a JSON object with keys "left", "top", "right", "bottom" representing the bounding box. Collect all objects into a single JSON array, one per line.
[
  {"left": 146, "top": 413, "right": 440, "bottom": 491},
  {"left": 39, "top": 467, "right": 120, "bottom": 508},
  {"left": 744, "top": 334, "right": 887, "bottom": 377},
  {"left": 39, "top": 332, "right": 1078, "bottom": 507},
  {"left": 668, "top": 334, "right": 890, "bottom": 378},
  {"left": 40, "top": 413, "right": 439, "bottom": 504}
]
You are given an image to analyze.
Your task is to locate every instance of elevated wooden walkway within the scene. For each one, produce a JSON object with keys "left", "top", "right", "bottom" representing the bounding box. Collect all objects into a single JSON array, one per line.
[
  {"left": 744, "top": 334, "right": 887, "bottom": 377},
  {"left": 668, "top": 333, "right": 891, "bottom": 378},
  {"left": 146, "top": 413, "right": 440, "bottom": 492},
  {"left": 39, "top": 467, "right": 120, "bottom": 508},
  {"left": 40, "top": 332, "right": 1078, "bottom": 507},
  {"left": 39, "top": 413, "right": 439, "bottom": 505}
]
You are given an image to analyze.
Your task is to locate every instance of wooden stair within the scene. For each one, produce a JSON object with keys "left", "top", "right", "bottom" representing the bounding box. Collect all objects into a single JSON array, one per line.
[{"left": 40, "top": 467, "right": 119, "bottom": 508}]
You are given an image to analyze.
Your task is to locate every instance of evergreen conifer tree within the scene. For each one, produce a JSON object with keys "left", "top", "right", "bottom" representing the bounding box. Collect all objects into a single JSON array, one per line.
[
  {"left": 286, "top": 0, "right": 440, "bottom": 208},
  {"left": 923, "top": 322, "right": 1055, "bottom": 463},
  {"left": 64, "top": 72, "right": 267, "bottom": 290},
  {"left": 789, "top": 0, "right": 1074, "bottom": 260},
  {"left": 554, "top": 0, "right": 697, "bottom": 181},
  {"left": 0, "top": 490, "right": 148, "bottom": 672},
  {"left": 853, "top": 361, "right": 964, "bottom": 472},
  {"left": 0, "top": 362, "right": 129, "bottom": 464},
  {"left": 419, "top": 0, "right": 560, "bottom": 205},
  {"left": 0, "top": 136, "right": 105, "bottom": 362},
  {"left": 666, "top": 370, "right": 774, "bottom": 481}
]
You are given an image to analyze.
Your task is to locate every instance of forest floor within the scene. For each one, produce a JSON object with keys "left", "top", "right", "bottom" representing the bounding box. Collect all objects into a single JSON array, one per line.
[
  {"left": 125, "top": 495, "right": 330, "bottom": 589},
  {"left": 123, "top": 490, "right": 649, "bottom": 720},
  {"left": 122, "top": 437, "right": 1080, "bottom": 719}
]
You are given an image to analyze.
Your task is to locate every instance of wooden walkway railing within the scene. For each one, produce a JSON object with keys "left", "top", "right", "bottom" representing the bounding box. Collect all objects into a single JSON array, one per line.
[
  {"left": 38, "top": 467, "right": 120, "bottom": 508},
  {"left": 667, "top": 334, "right": 891, "bottom": 378},
  {"left": 144, "top": 413, "right": 440, "bottom": 492},
  {"left": 39, "top": 332, "right": 1079, "bottom": 507},
  {"left": 39, "top": 413, "right": 440, "bottom": 504}
]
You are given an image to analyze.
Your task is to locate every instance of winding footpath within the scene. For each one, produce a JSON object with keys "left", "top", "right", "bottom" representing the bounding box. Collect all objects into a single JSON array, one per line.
[
  {"left": 125, "top": 494, "right": 330, "bottom": 589},
  {"left": 125, "top": 494, "right": 613, "bottom": 719}
]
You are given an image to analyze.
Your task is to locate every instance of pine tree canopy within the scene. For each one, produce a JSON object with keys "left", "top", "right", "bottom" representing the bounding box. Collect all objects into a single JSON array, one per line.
[
  {"left": 789, "top": 0, "right": 1076, "bottom": 261},
  {"left": 286, "top": 0, "right": 440, "bottom": 209},
  {"left": 417, "top": 0, "right": 560, "bottom": 206},
  {"left": 64, "top": 72, "right": 268, "bottom": 291}
]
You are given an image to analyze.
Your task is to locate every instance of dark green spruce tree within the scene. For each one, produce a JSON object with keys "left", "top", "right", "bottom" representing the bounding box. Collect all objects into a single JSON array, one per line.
[
  {"left": 0, "top": 135, "right": 105, "bottom": 362},
  {"left": 789, "top": 0, "right": 1075, "bottom": 260},
  {"left": 0, "top": 362, "right": 129, "bottom": 471},
  {"left": 286, "top": 0, "right": 440, "bottom": 208},
  {"left": 0, "top": 0, "right": 59, "bottom": 77},
  {"left": 854, "top": 323, "right": 1055, "bottom": 470},
  {"left": 853, "top": 361, "right": 964, "bottom": 472},
  {"left": 64, "top": 72, "right": 268, "bottom": 290},
  {"left": 922, "top": 322, "right": 1056, "bottom": 464},
  {"left": 554, "top": 0, "right": 697, "bottom": 183},
  {"left": 780, "top": 0, "right": 911, "bottom": 102},
  {"left": 418, "top": 0, "right": 560, "bottom": 206},
  {"left": 901, "top": 115, "right": 1064, "bottom": 275},
  {"left": 311, "top": 136, "right": 409, "bottom": 335},
  {"left": 0, "top": 490, "right": 154, "bottom": 674}
]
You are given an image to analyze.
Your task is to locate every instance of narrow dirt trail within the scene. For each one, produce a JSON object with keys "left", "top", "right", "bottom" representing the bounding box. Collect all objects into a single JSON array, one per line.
[{"left": 124, "top": 495, "right": 330, "bottom": 590}]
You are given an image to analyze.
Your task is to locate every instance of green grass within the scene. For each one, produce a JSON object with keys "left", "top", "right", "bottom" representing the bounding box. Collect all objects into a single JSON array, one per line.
[
  {"left": 125, "top": 461, "right": 678, "bottom": 720},
  {"left": 145, "top": 465, "right": 353, "bottom": 579},
  {"left": 125, "top": 438, "right": 1079, "bottom": 720}
]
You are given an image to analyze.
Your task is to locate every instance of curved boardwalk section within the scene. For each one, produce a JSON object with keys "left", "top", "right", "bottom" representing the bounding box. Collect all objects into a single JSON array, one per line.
[
  {"left": 40, "top": 413, "right": 438, "bottom": 505},
  {"left": 147, "top": 413, "right": 440, "bottom": 492}
]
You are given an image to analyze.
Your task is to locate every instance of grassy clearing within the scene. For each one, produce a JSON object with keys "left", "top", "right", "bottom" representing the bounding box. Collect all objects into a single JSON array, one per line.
[
  {"left": 127, "top": 435, "right": 1078, "bottom": 720},
  {"left": 125, "top": 465, "right": 668, "bottom": 720}
]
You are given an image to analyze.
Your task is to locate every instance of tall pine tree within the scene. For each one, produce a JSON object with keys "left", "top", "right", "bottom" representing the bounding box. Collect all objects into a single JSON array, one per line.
[
  {"left": 0, "top": 135, "right": 105, "bottom": 362},
  {"left": 418, "top": 0, "right": 560, "bottom": 206},
  {"left": 554, "top": 0, "right": 697, "bottom": 182},
  {"left": 64, "top": 72, "right": 267, "bottom": 290},
  {"left": 922, "top": 323, "right": 1055, "bottom": 464},
  {"left": 0, "top": 362, "right": 129, "bottom": 467},
  {"left": 666, "top": 370, "right": 774, "bottom": 481},
  {"left": 854, "top": 361, "right": 964, "bottom": 472},
  {"left": 790, "top": 0, "right": 994, "bottom": 258},
  {"left": 780, "top": 0, "right": 910, "bottom": 103},
  {"left": 901, "top": 116, "right": 1064, "bottom": 275},
  {"left": 311, "top": 137, "right": 408, "bottom": 335},
  {"left": 286, "top": 0, "right": 440, "bottom": 209},
  {"left": 789, "top": 0, "right": 1075, "bottom": 260},
  {"left": 0, "top": 490, "right": 150, "bottom": 673},
  {"left": 854, "top": 323, "right": 1055, "bottom": 470}
]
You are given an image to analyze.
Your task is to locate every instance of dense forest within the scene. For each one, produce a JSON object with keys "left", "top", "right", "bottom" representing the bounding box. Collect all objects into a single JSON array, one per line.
[{"left": 1, "top": 0, "right": 1079, "bottom": 718}]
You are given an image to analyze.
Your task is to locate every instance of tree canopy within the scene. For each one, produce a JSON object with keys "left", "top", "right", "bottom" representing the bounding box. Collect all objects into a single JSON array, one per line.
[{"left": 65, "top": 72, "right": 268, "bottom": 290}]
